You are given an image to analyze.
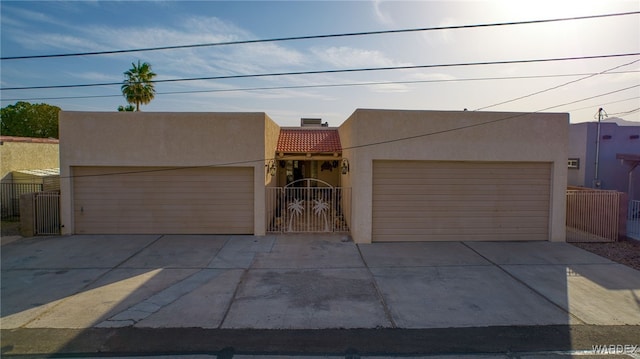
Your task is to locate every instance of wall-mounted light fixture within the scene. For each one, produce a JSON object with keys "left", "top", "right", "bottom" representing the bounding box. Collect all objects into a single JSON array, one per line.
[
  {"left": 341, "top": 159, "right": 350, "bottom": 175},
  {"left": 266, "top": 159, "right": 277, "bottom": 177}
]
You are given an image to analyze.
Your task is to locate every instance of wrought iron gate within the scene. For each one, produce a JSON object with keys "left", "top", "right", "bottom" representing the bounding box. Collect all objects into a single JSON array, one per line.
[
  {"left": 266, "top": 179, "right": 350, "bottom": 233},
  {"left": 34, "top": 192, "right": 61, "bottom": 235},
  {"left": 629, "top": 200, "right": 640, "bottom": 240}
]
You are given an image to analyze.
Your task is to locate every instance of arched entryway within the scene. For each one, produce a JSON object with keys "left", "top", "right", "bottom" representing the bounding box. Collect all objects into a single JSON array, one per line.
[{"left": 266, "top": 178, "right": 350, "bottom": 233}]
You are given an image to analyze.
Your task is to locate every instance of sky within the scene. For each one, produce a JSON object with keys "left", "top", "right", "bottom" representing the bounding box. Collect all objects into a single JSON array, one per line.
[{"left": 1, "top": 0, "right": 639, "bottom": 127}]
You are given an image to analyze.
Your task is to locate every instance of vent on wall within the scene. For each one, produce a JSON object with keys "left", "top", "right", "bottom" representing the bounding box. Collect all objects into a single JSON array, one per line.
[
  {"left": 602, "top": 135, "right": 612, "bottom": 140},
  {"left": 630, "top": 135, "right": 639, "bottom": 140}
]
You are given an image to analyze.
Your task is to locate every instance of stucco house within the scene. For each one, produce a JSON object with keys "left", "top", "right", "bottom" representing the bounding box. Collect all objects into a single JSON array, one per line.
[
  {"left": 59, "top": 109, "right": 568, "bottom": 243},
  {"left": 1, "top": 136, "right": 60, "bottom": 219},
  {"left": 1, "top": 136, "right": 59, "bottom": 183},
  {"left": 568, "top": 121, "right": 640, "bottom": 200}
]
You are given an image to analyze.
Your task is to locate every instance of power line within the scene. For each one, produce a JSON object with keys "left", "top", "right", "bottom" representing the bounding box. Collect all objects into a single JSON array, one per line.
[
  {"left": 474, "top": 58, "right": 640, "bottom": 111},
  {"left": 541, "top": 84, "right": 640, "bottom": 111},
  {"left": 59, "top": 83, "right": 640, "bottom": 180},
  {"left": 2, "top": 52, "right": 638, "bottom": 91},
  {"left": 3, "top": 70, "right": 638, "bottom": 102},
  {"left": 567, "top": 96, "right": 640, "bottom": 112},
  {"left": 343, "top": 85, "right": 640, "bottom": 151},
  {"left": 608, "top": 107, "right": 640, "bottom": 116},
  {"left": 2, "top": 11, "right": 637, "bottom": 61}
]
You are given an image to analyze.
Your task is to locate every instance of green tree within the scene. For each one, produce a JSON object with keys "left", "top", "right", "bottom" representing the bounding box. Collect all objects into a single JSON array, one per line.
[
  {"left": 118, "top": 104, "right": 135, "bottom": 112},
  {"left": 121, "top": 60, "right": 156, "bottom": 111},
  {"left": 0, "top": 101, "right": 60, "bottom": 138}
]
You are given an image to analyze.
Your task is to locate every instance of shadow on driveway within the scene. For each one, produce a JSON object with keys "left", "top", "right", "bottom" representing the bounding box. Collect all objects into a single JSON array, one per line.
[{"left": 1, "top": 234, "right": 639, "bottom": 356}]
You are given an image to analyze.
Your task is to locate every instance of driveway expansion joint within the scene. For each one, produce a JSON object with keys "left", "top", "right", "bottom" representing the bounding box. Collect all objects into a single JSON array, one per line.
[
  {"left": 355, "top": 244, "right": 397, "bottom": 329},
  {"left": 218, "top": 268, "right": 250, "bottom": 329},
  {"left": 459, "top": 242, "right": 588, "bottom": 325}
]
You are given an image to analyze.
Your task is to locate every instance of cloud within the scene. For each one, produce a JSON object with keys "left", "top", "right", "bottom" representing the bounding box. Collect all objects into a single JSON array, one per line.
[
  {"left": 310, "top": 46, "right": 409, "bottom": 69},
  {"left": 370, "top": 83, "right": 411, "bottom": 93},
  {"left": 4, "top": 11, "right": 310, "bottom": 89},
  {"left": 16, "top": 31, "right": 104, "bottom": 52},
  {"left": 73, "top": 71, "right": 121, "bottom": 82},
  {"left": 372, "top": 0, "right": 394, "bottom": 26},
  {"left": 1, "top": 5, "right": 70, "bottom": 29},
  {"left": 87, "top": 17, "right": 307, "bottom": 79},
  {"left": 421, "top": 17, "right": 459, "bottom": 45},
  {"left": 408, "top": 72, "right": 458, "bottom": 82}
]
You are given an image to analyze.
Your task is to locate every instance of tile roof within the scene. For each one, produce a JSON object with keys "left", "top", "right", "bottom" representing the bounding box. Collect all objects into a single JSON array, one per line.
[
  {"left": 0, "top": 136, "right": 59, "bottom": 144},
  {"left": 14, "top": 168, "right": 60, "bottom": 177},
  {"left": 276, "top": 128, "right": 342, "bottom": 153}
]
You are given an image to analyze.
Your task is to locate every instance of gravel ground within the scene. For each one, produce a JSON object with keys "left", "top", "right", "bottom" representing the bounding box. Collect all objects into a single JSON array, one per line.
[
  {"left": 3, "top": 220, "right": 639, "bottom": 271},
  {"left": 1, "top": 220, "right": 21, "bottom": 237},
  {"left": 571, "top": 237, "right": 640, "bottom": 271}
]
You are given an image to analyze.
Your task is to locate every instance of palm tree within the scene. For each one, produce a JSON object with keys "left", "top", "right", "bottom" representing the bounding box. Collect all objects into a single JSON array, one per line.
[
  {"left": 121, "top": 60, "right": 156, "bottom": 111},
  {"left": 287, "top": 198, "right": 304, "bottom": 232},
  {"left": 313, "top": 197, "right": 330, "bottom": 232}
]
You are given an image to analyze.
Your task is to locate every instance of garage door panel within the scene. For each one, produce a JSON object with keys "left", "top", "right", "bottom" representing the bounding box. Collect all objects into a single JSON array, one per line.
[
  {"left": 374, "top": 216, "right": 549, "bottom": 227},
  {"left": 372, "top": 161, "right": 551, "bottom": 242},
  {"left": 373, "top": 195, "right": 550, "bottom": 205},
  {"left": 376, "top": 202, "right": 549, "bottom": 211},
  {"left": 377, "top": 211, "right": 549, "bottom": 220},
  {"left": 73, "top": 166, "right": 254, "bottom": 234},
  {"left": 374, "top": 180, "right": 550, "bottom": 188},
  {"left": 375, "top": 227, "right": 548, "bottom": 235},
  {"left": 76, "top": 192, "right": 254, "bottom": 202},
  {"left": 374, "top": 166, "right": 550, "bottom": 176},
  {"left": 374, "top": 233, "right": 546, "bottom": 242}
]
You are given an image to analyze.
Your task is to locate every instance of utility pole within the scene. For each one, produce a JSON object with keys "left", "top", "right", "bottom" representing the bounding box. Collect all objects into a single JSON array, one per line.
[{"left": 593, "top": 107, "right": 606, "bottom": 188}]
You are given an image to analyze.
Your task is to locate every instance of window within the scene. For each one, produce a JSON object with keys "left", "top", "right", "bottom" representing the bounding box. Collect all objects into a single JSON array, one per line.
[{"left": 568, "top": 158, "right": 580, "bottom": 169}]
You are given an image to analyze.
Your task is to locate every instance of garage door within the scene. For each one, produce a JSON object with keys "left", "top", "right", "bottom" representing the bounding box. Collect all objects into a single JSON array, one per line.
[
  {"left": 372, "top": 161, "right": 551, "bottom": 242},
  {"left": 73, "top": 166, "right": 254, "bottom": 234}
]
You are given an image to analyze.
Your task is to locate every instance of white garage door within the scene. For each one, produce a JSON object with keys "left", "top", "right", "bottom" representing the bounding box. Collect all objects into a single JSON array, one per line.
[
  {"left": 372, "top": 161, "right": 551, "bottom": 242},
  {"left": 73, "top": 166, "right": 254, "bottom": 234}
]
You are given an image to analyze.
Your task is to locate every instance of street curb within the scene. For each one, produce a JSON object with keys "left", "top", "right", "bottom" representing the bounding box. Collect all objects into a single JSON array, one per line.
[{"left": 2, "top": 325, "right": 639, "bottom": 356}]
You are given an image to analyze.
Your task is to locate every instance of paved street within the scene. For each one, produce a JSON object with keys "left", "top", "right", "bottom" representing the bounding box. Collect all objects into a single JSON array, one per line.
[{"left": 1, "top": 234, "right": 639, "bottom": 357}]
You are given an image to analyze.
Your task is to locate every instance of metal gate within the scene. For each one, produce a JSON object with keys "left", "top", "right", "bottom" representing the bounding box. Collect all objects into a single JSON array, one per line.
[
  {"left": 1, "top": 182, "right": 43, "bottom": 220},
  {"left": 266, "top": 179, "right": 350, "bottom": 233},
  {"left": 629, "top": 200, "right": 640, "bottom": 240},
  {"left": 34, "top": 192, "right": 61, "bottom": 235}
]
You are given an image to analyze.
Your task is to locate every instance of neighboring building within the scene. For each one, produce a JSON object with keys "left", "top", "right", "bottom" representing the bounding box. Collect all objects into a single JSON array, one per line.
[
  {"left": 59, "top": 109, "right": 568, "bottom": 243},
  {"left": 0, "top": 136, "right": 60, "bottom": 219},
  {"left": 568, "top": 121, "right": 640, "bottom": 200},
  {"left": 0, "top": 136, "right": 59, "bottom": 182},
  {"left": 11, "top": 168, "right": 60, "bottom": 191}
]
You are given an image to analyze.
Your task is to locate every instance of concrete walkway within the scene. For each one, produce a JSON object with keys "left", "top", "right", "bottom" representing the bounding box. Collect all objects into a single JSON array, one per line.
[{"left": 1, "top": 234, "right": 639, "bottom": 357}]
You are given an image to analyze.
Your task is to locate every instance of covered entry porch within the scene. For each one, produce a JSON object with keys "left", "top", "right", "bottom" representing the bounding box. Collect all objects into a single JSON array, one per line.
[{"left": 266, "top": 125, "right": 351, "bottom": 233}]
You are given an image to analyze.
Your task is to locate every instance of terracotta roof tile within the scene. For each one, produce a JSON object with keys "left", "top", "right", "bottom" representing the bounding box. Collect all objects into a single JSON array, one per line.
[
  {"left": 276, "top": 128, "right": 342, "bottom": 153},
  {"left": 0, "top": 136, "right": 59, "bottom": 144}
]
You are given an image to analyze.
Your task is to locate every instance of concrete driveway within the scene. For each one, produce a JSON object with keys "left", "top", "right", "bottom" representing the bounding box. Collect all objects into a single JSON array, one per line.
[{"left": 1, "top": 234, "right": 639, "bottom": 356}]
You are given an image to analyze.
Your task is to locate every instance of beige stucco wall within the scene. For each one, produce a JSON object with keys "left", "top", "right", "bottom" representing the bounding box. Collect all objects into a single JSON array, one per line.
[
  {"left": 59, "top": 111, "right": 275, "bottom": 236},
  {"left": 0, "top": 138, "right": 59, "bottom": 181},
  {"left": 264, "top": 115, "right": 281, "bottom": 188},
  {"left": 339, "top": 109, "right": 569, "bottom": 244}
]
